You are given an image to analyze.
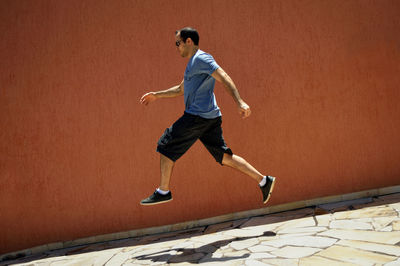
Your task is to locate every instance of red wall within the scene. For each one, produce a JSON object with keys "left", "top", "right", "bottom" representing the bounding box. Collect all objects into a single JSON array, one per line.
[{"left": 1, "top": 0, "right": 399, "bottom": 254}]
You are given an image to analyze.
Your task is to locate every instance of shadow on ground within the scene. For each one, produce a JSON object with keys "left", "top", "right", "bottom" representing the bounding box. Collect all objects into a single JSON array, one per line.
[{"left": 133, "top": 231, "right": 276, "bottom": 264}]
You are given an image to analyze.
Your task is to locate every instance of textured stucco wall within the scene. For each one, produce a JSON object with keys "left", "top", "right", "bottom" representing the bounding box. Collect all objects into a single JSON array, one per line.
[{"left": 1, "top": 0, "right": 399, "bottom": 254}]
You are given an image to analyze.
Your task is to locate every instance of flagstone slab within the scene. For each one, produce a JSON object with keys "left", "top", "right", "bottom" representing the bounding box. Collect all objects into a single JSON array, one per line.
[
  {"left": 261, "top": 236, "right": 337, "bottom": 248},
  {"left": 230, "top": 238, "right": 259, "bottom": 250},
  {"left": 393, "top": 220, "right": 400, "bottom": 230},
  {"left": 51, "top": 258, "right": 93, "bottom": 266},
  {"left": 314, "top": 214, "right": 332, "bottom": 227},
  {"left": 274, "top": 217, "right": 316, "bottom": 232},
  {"left": 351, "top": 217, "right": 373, "bottom": 223},
  {"left": 221, "top": 249, "right": 250, "bottom": 261},
  {"left": 193, "top": 242, "right": 218, "bottom": 254},
  {"left": 216, "top": 247, "right": 233, "bottom": 255},
  {"left": 121, "top": 244, "right": 145, "bottom": 253},
  {"left": 197, "top": 253, "right": 222, "bottom": 264},
  {"left": 151, "top": 251, "right": 177, "bottom": 264},
  {"left": 378, "top": 226, "right": 392, "bottom": 232},
  {"left": 222, "top": 229, "right": 264, "bottom": 238},
  {"left": 93, "top": 250, "right": 127, "bottom": 266},
  {"left": 172, "top": 240, "right": 194, "bottom": 250},
  {"left": 248, "top": 252, "right": 276, "bottom": 259},
  {"left": 104, "top": 249, "right": 138, "bottom": 266},
  {"left": 270, "top": 246, "right": 321, "bottom": 259},
  {"left": 200, "top": 259, "right": 244, "bottom": 266},
  {"left": 389, "top": 202, "right": 400, "bottom": 212},
  {"left": 333, "top": 206, "right": 398, "bottom": 220},
  {"left": 190, "top": 233, "right": 233, "bottom": 245},
  {"left": 278, "top": 232, "right": 317, "bottom": 239},
  {"left": 329, "top": 220, "right": 373, "bottom": 230},
  {"left": 122, "top": 259, "right": 140, "bottom": 266},
  {"left": 316, "top": 245, "right": 397, "bottom": 265},
  {"left": 248, "top": 244, "right": 277, "bottom": 253},
  {"left": 386, "top": 258, "right": 400, "bottom": 266},
  {"left": 129, "top": 247, "right": 170, "bottom": 258},
  {"left": 130, "top": 256, "right": 163, "bottom": 265},
  {"left": 21, "top": 256, "right": 64, "bottom": 266},
  {"left": 318, "top": 229, "right": 400, "bottom": 244},
  {"left": 257, "top": 234, "right": 282, "bottom": 242},
  {"left": 242, "top": 224, "right": 281, "bottom": 235},
  {"left": 372, "top": 217, "right": 396, "bottom": 230},
  {"left": 261, "top": 258, "right": 299, "bottom": 265},
  {"left": 337, "top": 239, "right": 400, "bottom": 256},
  {"left": 299, "top": 255, "right": 357, "bottom": 266},
  {"left": 277, "top": 226, "right": 327, "bottom": 234},
  {"left": 168, "top": 252, "right": 206, "bottom": 263},
  {"left": 133, "top": 238, "right": 185, "bottom": 251},
  {"left": 245, "top": 259, "right": 271, "bottom": 266}
]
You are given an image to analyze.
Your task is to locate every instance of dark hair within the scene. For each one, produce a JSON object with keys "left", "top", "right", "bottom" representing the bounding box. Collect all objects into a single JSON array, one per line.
[{"left": 176, "top": 27, "right": 199, "bottom": 45}]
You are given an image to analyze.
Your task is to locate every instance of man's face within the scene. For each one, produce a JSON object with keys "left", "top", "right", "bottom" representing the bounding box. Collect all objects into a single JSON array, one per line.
[{"left": 175, "top": 33, "right": 188, "bottom": 57}]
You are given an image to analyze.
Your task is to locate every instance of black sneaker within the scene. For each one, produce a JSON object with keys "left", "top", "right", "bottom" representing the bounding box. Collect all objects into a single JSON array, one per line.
[
  {"left": 260, "top": 176, "right": 276, "bottom": 204},
  {"left": 140, "top": 190, "right": 172, "bottom": 206}
]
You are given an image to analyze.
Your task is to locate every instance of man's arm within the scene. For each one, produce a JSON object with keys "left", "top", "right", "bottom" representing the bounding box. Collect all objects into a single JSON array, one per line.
[
  {"left": 140, "top": 80, "right": 184, "bottom": 105},
  {"left": 211, "top": 68, "right": 251, "bottom": 118}
]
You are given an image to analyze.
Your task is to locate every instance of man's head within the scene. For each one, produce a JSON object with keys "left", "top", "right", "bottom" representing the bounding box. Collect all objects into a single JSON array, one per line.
[
  {"left": 175, "top": 27, "right": 199, "bottom": 58},
  {"left": 176, "top": 27, "right": 199, "bottom": 45}
]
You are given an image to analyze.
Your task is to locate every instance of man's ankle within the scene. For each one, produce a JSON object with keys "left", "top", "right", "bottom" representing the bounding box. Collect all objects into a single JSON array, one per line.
[
  {"left": 259, "top": 176, "right": 267, "bottom": 187},
  {"left": 157, "top": 188, "right": 170, "bottom": 195}
]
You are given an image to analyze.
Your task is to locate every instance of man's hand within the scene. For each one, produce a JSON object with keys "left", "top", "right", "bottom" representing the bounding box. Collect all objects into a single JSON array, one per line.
[
  {"left": 140, "top": 92, "right": 157, "bottom": 106},
  {"left": 239, "top": 101, "right": 251, "bottom": 119},
  {"left": 212, "top": 68, "right": 252, "bottom": 119},
  {"left": 140, "top": 81, "right": 184, "bottom": 106}
]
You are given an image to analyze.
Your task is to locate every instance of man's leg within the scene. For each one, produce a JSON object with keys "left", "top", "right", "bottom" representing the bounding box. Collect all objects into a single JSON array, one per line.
[
  {"left": 141, "top": 113, "right": 200, "bottom": 206},
  {"left": 221, "top": 153, "right": 264, "bottom": 183},
  {"left": 159, "top": 153, "right": 175, "bottom": 191},
  {"left": 199, "top": 117, "right": 276, "bottom": 203},
  {"left": 140, "top": 154, "right": 174, "bottom": 205},
  {"left": 222, "top": 153, "right": 276, "bottom": 204}
]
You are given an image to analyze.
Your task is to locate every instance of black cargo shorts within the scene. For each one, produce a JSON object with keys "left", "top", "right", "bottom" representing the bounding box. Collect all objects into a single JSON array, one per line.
[{"left": 157, "top": 112, "right": 233, "bottom": 164}]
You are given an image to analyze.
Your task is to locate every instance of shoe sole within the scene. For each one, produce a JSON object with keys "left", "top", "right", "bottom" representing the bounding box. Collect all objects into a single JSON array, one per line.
[
  {"left": 263, "top": 177, "right": 276, "bottom": 204},
  {"left": 140, "top": 198, "right": 173, "bottom": 206}
]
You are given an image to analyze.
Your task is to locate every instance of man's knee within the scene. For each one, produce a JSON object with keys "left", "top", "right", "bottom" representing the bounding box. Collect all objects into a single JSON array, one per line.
[{"left": 221, "top": 153, "right": 233, "bottom": 166}]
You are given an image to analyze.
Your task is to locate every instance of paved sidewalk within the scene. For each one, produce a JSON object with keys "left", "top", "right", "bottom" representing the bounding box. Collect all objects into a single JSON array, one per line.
[{"left": 3, "top": 193, "right": 400, "bottom": 265}]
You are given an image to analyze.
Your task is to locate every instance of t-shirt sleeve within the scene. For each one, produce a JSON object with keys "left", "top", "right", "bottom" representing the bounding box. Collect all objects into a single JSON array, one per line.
[{"left": 197, "top": 54, "right": 220, "bottom": 75}]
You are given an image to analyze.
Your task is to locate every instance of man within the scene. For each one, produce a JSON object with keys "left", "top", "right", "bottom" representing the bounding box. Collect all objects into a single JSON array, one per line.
[{"left": 140, "top": 27, "right": 275, "bottom": 206}]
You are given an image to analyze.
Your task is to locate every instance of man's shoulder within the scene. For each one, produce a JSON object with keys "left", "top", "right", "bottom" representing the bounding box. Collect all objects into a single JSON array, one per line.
[
  {"left": 194, "top": 50, "right": 217, "bottom": 65},
  {"left": 196, "top": 50, "right": 214, "bottom": 59}
]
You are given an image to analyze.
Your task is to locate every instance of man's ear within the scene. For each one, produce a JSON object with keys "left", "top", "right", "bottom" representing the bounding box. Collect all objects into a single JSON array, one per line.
[{"left": 185, "top": 38, "right": 193, "bottom": 45}]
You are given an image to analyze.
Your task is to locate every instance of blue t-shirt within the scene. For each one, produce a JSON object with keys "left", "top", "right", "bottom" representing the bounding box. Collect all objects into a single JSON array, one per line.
[{"left": 184, "top": 50, "right": 221, "bottom": 119}]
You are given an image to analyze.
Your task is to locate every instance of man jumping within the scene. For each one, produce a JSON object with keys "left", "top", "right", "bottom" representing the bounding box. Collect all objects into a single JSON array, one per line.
[{"left": 140, "top": 27, "right": 275, "bottom": 206}]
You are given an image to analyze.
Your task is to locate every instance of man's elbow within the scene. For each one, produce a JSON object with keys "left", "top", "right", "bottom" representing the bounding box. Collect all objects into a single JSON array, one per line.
[{"left": 178, "top": 86, "right": 184, "bottom": 96}]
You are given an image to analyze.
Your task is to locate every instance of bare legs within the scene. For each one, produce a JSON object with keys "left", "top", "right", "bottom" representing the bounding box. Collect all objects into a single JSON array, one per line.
[
  {"left": 141, "top": 152, "right": 272, "bottom": 205},
  {"left": 159, "top": 154, "right": 175, "bottom": 191},
  {"left": 221, "top": 153, "right": 264, "bottom": 183},
  {"left": 158, "top": 153, "right": 264, "bottom": 191}
]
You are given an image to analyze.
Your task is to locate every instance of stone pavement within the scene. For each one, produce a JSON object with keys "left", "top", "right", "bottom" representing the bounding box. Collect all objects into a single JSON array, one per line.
[{"left": 2, "top": 193, "right": 400, "bottom": 266}]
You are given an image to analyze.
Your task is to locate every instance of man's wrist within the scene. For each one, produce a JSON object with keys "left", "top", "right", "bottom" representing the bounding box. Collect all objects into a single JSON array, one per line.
[{"left": 237, "top": 99, "right": 245, "bottom": 106}]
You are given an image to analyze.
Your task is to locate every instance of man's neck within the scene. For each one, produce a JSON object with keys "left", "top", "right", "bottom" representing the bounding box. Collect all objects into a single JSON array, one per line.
[{"left": 187, "top": 46, "right": 199, "bottom": 58}]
